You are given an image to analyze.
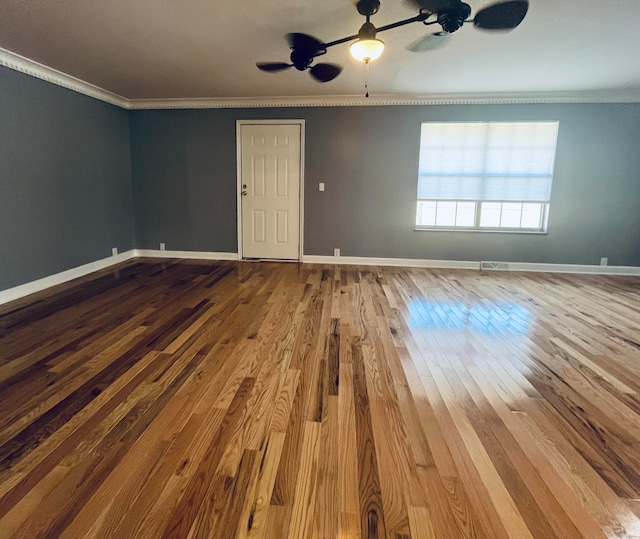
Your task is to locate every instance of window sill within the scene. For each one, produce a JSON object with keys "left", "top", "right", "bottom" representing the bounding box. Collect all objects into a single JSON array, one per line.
[{"left": 414, "top": 227, "right": 549, "bottom": 235}]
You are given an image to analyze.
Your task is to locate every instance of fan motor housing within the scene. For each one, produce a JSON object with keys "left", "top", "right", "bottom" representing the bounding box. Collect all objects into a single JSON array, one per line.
[
  {"left": 438, "top": 3, "right": 472, "bottom": 33},
  {"left": 356, "top": 0, "right": 380, "bottom": 17},
  {"left": 290, "top": 49, "right": 314, "bottom": 71}
]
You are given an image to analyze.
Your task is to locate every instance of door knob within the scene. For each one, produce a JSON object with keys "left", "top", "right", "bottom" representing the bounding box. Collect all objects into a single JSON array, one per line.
[{"left": 242, "top": 190, "right": 247, "bottom": 196}]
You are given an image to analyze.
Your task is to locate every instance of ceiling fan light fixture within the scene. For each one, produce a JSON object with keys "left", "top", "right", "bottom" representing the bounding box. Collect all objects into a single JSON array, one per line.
[
  {"left": 350, "top": 38, "right": 385, "bottom": 62},
  {"left": 350, "top": 21, "right": 384, "bottom": 63}
]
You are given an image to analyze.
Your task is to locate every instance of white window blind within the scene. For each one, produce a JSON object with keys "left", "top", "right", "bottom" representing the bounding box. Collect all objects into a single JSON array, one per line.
[{"left": 417, "top": 122, "right": 559, "bottom": 202}]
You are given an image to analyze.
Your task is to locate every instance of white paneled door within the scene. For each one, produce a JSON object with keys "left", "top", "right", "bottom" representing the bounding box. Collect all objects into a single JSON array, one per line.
[{"left": 240, "top": 123, "right": 302, "bottom": 260}]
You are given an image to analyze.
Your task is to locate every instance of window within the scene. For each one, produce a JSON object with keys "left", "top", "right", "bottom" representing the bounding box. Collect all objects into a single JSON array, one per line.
[{"left": 416, "top": 121, "right": 559, "bottom": 232}]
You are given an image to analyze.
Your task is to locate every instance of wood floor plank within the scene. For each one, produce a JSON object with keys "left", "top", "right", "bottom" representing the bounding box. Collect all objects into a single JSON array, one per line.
[
  {"left": 312, "top": 395, "right": 339, "bottom": 539},
  {"left": 352, "top": 329, "right": 387, "bottom": 539},
  {"left": 338, "top": 361, "right": 360, "bottom": 518},
  {"left": 0, "top": 260, "right": 639, "bottom": 537},
  {"left": 286, "top": 421, "right": 321, "bottom": 539},
  {"left": 241, "top": 430, "right": 286, "bottom": 539},
  {"left": 407, "top": 505, "right": 436, "bottom": 539}
]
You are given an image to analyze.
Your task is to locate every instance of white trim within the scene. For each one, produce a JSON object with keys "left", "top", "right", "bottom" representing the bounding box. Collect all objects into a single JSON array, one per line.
[
  {"left": 236, "top": 124, "right": 244, "bottom": 260},
  {"left": 235, "top": 119, "right": 308, "bottom": 125},
  {"left": 236, "top": 120, "right": 305, "bottom": 262},
  {"left": 301, "top": 255, "right": 640, "bottom": 275},
  {"left": 127, "top": 91, "right": 640, "bottom": 108},
  {"left": 301, "top": 255, "right": 480, "bottom": 269},
  {"left": 3, "top": 47, "right": 640, "bottom": 109},
  {"left": 0, "top": 47, "right": 128, "bottom": 108},
  {"left": 299, "top": 125, "right": 306, "bottom": 263},
  {"left": 503, "top": 262, "right": 640, "bottom": 275},
  {"left": 0, "top": 250, "right": 137, "bottom": 306},
  {"left": 134, "top": 250, "right": 239, "bottom": 260}
]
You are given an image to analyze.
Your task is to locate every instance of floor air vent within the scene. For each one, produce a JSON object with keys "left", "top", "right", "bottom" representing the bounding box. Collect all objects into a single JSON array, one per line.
[{"left": 481, "top": 261, "right": 510, "bottom": 271}]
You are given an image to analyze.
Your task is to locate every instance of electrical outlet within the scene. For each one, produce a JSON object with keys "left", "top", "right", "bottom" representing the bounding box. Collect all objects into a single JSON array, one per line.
[
  {"left": 334, "top": 248, "right": 340, "bottom": 257},
  {"left": 319, "top": 183, "right": 325, "bottom": 192},
  {"left": 160, "top": 243, "right": 166, "bottom": 251},
  {"left": 600, "top": 257, "right": 608, "bottom": 266},
  {"left": 112, "top": 247, "right": 118, "bottom": 256}
]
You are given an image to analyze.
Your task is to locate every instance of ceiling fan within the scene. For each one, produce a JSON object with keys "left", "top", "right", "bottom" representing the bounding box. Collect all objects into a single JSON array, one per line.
[
  {"left": 257, "top": 0, "right": 528, "bottom": 82},
  {"left": 256, "top": 33, "right": 343, "bottom": 83}
]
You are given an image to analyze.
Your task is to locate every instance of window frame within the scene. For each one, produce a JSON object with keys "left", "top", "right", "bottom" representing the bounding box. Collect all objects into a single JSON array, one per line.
[
  {"left": 415, "top": 199, "right": 550, "bottom": 233},
  {"left": 414, "top": 121, "right": 557, "bottom": 234}
]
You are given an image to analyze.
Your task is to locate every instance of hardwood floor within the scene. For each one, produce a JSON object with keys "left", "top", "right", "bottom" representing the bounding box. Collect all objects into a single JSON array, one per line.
[{"left": 1, "top": 259, "right": 640, "bottom": 538}]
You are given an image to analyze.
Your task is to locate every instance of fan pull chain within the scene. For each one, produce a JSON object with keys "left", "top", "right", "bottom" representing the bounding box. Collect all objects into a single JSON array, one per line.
[{"left": 365, "top": 60, "right": 370, "bottom": 98}]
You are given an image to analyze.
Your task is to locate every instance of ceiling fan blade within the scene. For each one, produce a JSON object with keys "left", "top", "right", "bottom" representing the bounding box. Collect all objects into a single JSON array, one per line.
[
  {"left": 309, "top": 63, "right": 343, "bottom": 83},
  {"left": 406, "top": 31, "right": 451, "bottom": 52},
  {"left": 403, "top": 0, "right": 459, "bottom": 13},
  {"left": 286, "top": 32, "right": 326, "bottom": 53},
  {"left": 473, "top": 0, "right": 528, "bottom": 30},
  {"left": 256, "top": 62, "right": 293, "bottom": 72}
]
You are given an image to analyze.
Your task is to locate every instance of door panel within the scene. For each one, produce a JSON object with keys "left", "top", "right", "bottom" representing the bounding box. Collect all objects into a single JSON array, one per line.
[
  {"left": 241, "top": 124, "right": 301, "bottom": 260},
  {"left": 252, "top": 210, "right": 266, "bottom": 244}
]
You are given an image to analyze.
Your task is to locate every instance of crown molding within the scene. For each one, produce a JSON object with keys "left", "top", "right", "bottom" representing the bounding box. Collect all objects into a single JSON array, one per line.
[
  {"left": 127, "top": 90, "right": 640, "bottom": 109},
  {"left": 3, "top": 46, "right": 640, "bottom": 110},
  {"left": 0, "top": 47, "right": 128, "bottom": 108}
]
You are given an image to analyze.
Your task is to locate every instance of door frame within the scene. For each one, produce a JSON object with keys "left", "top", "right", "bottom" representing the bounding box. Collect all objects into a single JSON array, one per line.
[{"left": 236, "top": 119, "right": 305, "bottom": 261}]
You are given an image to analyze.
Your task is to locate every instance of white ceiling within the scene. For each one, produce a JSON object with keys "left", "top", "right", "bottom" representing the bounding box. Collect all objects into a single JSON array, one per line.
[{"left": 1, "top": 0, "right": 640, "bottom": 101}]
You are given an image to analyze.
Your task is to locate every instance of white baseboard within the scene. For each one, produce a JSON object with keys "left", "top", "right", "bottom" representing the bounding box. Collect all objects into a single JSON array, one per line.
[
  {"left": 0, "top": 250, "right": 137, "bottom": 306},
  {"left": 3, "top": 251, "right": 638, "bottom": 307},
  {"left": 301, "top": 255, "right": 479, "bottom": 270},
  {"left": 502, "top": 262, "right": 640, "bottom": 275},
  {"left": 301, "top": 255, "right": 640, "bottom": 276},
  {"left": 135, "top": 249, "right": 239, "bottom": 261}
]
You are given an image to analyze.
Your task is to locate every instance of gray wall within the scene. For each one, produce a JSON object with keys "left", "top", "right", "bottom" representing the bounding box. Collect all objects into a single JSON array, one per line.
[
  {"left": 0, "top": 66, "right": 134, "bottom": 291},
  {"left": 130, "top": 103, "right": 640, "bottom": 266},
  {"left": 129, "top": 110, "right": 239, "bottom": 252}
]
